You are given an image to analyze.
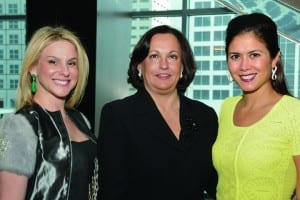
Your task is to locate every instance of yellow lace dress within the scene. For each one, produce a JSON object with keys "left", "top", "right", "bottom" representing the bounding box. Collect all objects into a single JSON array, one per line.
[{"left": 212, "top": 95, "right": 300, "bottom": 200}]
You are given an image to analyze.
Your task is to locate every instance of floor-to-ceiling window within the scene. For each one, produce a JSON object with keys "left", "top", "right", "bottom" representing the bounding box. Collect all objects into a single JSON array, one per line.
[
  {"left": 0, "top": 0, "right": 26, "bottom": 118},
  {"left": 96, "top": 0, "right": 300, "bottom": 131}
]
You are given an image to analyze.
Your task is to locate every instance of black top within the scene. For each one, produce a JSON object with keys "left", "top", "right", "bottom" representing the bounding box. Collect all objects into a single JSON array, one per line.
[
  {"left": 17, "top": 104, "right": 98, "bottom": 200},
  {"left": 98, "top": 89, "right": 218, "bottom": 200},
  {"left": 70, "top": 140, "right": 97, "bottom": 200}
]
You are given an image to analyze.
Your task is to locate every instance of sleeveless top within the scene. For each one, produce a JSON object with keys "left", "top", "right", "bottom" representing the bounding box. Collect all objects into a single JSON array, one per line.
[{"left": 70, "top": 140, "right": 97, "bottom": 199}]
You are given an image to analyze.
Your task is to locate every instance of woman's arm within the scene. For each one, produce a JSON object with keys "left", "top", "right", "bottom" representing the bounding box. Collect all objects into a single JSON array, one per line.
[
  {"left": 293, "top": 156, "right": 300, "bottom": 200},
  {"left": 0, "top": 170, "right": 28, "bottom": 200},
  {"left": 98, "top": 103, "right": 129, "bottom": 200},
  {"left": 0, "top": 114, "right": 37, "bottom": 200}
]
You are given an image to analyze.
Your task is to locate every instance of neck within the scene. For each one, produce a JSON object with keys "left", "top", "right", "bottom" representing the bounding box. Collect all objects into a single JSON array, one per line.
[
  {"left": 146, "top": 89, "right": 180, "bottom": 112},
  {"left": 241, "top": 89, "right": 282, "bottom": 109},
  {"left": 33, "top": 97, "right": 65, "bottom": 112}
]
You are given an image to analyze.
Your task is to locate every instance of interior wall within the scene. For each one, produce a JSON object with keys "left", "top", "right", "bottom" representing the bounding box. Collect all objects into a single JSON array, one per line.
[
  {"left": 95, "top": 0, "right": 132, "bottom": 135},
  {"left": 26, "top": 0, "right": 96, "bottom": 131}
]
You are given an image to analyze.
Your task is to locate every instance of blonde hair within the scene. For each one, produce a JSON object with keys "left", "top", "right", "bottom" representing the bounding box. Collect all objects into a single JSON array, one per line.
[{"left": 16, "top": 26, "right": 89, "bottom": 110}]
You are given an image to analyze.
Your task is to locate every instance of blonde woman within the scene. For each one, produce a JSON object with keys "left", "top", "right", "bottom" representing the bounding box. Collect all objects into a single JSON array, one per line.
[{"left": 0, "top": 26, "right": 98, "bottom": 200}]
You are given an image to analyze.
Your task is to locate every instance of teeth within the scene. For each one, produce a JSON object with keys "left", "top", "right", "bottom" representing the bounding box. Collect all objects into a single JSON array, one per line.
[
  {"left": 157, "top": 74, "right": 169, "bottom": 77},
  {"left": 54, "top": 80, "right": 69, "bottom": 85},
  {"left": 241, "top": 74, "right": 255, "bottom": 80}
]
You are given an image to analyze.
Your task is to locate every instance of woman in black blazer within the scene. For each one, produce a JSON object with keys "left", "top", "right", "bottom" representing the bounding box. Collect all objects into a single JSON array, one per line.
[{"left": 98, "top": 25, "right": 218, "bottom": 200}]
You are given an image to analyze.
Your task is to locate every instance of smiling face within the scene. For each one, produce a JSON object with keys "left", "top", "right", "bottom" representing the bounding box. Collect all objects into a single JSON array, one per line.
[
  {"left": 227, "top": 31, "right": 279, "bottom": 94},
  {"left": 30, "top": 40, "right": 79, "bottom": 103},
  {"left": 138, "top": 33, "right": 182, "bottom": 96}
]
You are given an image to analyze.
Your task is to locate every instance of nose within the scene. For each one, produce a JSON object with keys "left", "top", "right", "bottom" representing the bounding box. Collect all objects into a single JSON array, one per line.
[
  {"left": 60, "top": 63, "right": 70, "bottom": 76},
  {"left": 240, "top": 57, "right": 251, "bottom": 71},
  {"left": 159, "top": 57, "right": 168, "bottom": 69}
]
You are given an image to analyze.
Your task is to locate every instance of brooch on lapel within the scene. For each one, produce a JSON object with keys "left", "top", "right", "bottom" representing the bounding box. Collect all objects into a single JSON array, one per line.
[{"left": 185, "top": 117, "right": 199, "bottom": 131}]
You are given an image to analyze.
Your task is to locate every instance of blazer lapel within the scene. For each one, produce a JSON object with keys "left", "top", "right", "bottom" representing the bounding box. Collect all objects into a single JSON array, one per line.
[{"left": 133, "top": 89, "right": 184, "bottom": 150}]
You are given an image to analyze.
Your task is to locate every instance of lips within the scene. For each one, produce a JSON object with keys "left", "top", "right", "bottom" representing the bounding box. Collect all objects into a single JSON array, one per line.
[
  {"left": 54, "top": 79, "right": 70, "bottom": 85},
  {"left": 156, "top": 73, "right": 171, "bottom": 79},
  {"left": 240, "top": 74, "right": 256, "bottom": 82}
]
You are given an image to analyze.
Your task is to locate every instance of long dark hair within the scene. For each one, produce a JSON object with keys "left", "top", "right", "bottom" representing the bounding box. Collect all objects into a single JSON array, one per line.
[
  {"left": 127, "top": 25, "right": 196, "bottom": 94},
  {"left": 225, "top": 13, "right": 291, "bottom": 95}
]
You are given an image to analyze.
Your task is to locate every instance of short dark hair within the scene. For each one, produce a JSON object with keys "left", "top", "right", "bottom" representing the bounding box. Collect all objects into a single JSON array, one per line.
[
  {"left": 127, "top": 25, "right": 196, "bottom": 93},
  {"left": 225, "top": 13, "right": 291, "bottom": 95}
]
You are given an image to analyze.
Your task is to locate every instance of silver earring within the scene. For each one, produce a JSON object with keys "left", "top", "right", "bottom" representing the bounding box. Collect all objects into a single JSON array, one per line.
[
  {"left": 227, "top": 72, "right": 233, "bottom": 83},
  {"left": 272, "top": 66, "right": 277, "bottom": 80},
  {"left": 180, "top": 71, "right": 183, "bottom": 78},
  {"left": 138, "top": 71, "right": 142, "bottom": 79}
]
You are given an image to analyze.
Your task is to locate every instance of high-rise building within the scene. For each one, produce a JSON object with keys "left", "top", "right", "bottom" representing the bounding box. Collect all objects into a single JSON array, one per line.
[
  {"left": 0, "top": 0, "right": 26, "bottom": 116},
  {"left": 1, "top": 0, "right": 299, "bottom": 118},
  {"left": 130, "top": 0, "right": 300, "bottom": 113}
]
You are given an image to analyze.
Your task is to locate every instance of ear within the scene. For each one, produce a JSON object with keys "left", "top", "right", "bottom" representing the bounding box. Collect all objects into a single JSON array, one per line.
[
  {"left": 29, "top": 65, "right": 37, "bottom": 75},
  {"left": 137, "top": 64, "right": 142, "bottom": 74},
  {"left": 272, "top": 51, "right": 280, "bottom": 67}
]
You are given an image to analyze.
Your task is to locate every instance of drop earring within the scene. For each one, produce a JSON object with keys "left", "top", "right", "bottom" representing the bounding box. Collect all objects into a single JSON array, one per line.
[
  {"left": 31, "top": 74, "right": 37, "bottom": 93},
  {"left": 272, "top": 66, "right": 277, "bottom": 80},
  {"left": 227, "top": 72, "right": 233, "bottom": 83}
]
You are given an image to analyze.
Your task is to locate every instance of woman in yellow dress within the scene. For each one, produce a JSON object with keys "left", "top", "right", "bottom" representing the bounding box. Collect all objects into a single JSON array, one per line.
[{"left": 212, "top": 13, "right": 300, "bottom": 200}]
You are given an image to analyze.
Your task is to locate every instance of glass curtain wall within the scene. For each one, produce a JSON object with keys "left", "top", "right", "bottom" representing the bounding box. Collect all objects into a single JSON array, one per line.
[
  {"left": 0, "top": 0, "right": 26, "bottom": 118},
  {"left": 127, "top": 0, "right": 300, "bottom": 113}
]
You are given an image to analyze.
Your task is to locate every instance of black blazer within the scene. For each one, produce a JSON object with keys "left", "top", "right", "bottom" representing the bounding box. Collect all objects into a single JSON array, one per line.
[{"left": 98, "top": 89, "right": 218, "bottom": 200}]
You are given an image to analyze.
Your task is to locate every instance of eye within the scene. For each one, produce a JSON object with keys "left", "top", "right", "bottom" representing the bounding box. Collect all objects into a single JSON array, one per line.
[
  {"left": 250, "top": 52, "right": 260, "bottom": 58},
  {"left": 169, "top": 54, "right": 178, "bottom": 60},
  {"left": 149, "top": 53, "right": 159, "bottom": 59},
  {"left": 229, "top": 54, "right": 240, "bottom": 60},
  {"left": 68, "top": 60, "right": 77, "bottom": 67},
  {"left": 48, "top": 59, "right": 57, "bottom": 65}
]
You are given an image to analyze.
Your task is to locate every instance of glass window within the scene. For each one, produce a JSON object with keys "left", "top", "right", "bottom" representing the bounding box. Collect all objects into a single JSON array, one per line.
[
  {"left": 194, "top": 16, "right": 211, "bottom": 27},
  {"left": 233, "top": 83, "right": 242, "bottom": 96},
  {"left": 193, "top": 75, "right": 210, "bottom": 85},
  {"left": 0, "top": 64, "right": 3, "bottom": 74},
  {"left": 213, "top": 90, "right": 229, "bottom": 99},
  {"left": 9, "top": 34, "right": 18, "bottom": 44},
  {"left": 196, "top": 60, "right": 210, "bottom": 70},
  {"left": 8, "top": 4, "right": 18, "bottom": 14},
  {"left": 0, "top": 49, "right": 3, "bottom": 59},
  {"left": 194, "top": 1, "right": 211, "bottom": 9},
  {"left": 0, "top": 0, "right": 25, "bottom": 111},
  {"left": 9, "top": 79, "right": 18, "bottom": 89},
  {"left": 214, "top": 30, "right": 225, "bottom": 41},
  {"left": 9, "top": 64, "right": 19, "bottom": 74},
  {"left": 194, "top": 31, "right": 210, "bottom": 41},
  {"left": 97, "top": 0, "right": 300, "bottom": 119},
  {"left": 213, "top": 60, "right": 227, "bottom": 70},
  {"left": 213, "top": 46, "right": 225, "bottom": 56},
  {"left": 194, "top": 46, "right": 210, "bottom": 56},
  {"left": 218, "top": 0, "right": 300, "bottom": 44},
  {"left": 193, "top": 90, "right": 209, "bottom": 100},
  {"left": 130, "top": 17, "right": 181, "bottom": 52},
  {"left": 8, "top": 21, "right": 18, "bottom": 29},
  {"left": 214, "top": 15, "right": 232, "bottom": 26},
  {"left": 213, "top": 75, "right": 227, "bottom": 85},
  {"left": 131, "top": 0, "right": 182, "bottom": 11},
  {"left": 9, "top": 49, "right": 19, "bottom": 59}
]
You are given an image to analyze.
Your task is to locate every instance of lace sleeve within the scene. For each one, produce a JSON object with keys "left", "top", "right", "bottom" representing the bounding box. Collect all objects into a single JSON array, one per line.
[{"left": 0, "top": 114, "right": 37, "bottom": 177}]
